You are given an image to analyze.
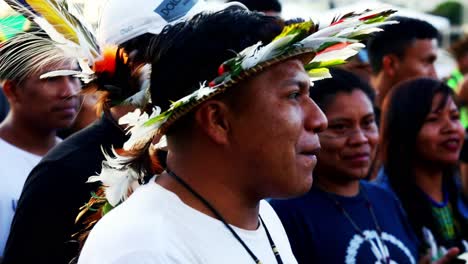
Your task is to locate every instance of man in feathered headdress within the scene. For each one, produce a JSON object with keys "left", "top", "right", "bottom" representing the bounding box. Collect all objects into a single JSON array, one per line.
[
  {"left": 78, "top": 5, "right": 397, "bottom": 263},
  {"left": 0, "top": 29, "right": 81, "bottom": 258},
  {"left": 1, "top": 0, "right": 212, "bottom": 263}
]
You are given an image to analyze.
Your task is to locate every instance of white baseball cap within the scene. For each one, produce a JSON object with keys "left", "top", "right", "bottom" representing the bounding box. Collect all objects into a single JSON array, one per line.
[{"left": 98, "top": 0, "right": 245, "bottom": 46}]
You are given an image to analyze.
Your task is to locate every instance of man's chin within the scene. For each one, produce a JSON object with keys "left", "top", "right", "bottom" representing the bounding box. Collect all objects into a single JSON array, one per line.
[{"left": 270, "top": 174, "right": 313, "bottom": 199}]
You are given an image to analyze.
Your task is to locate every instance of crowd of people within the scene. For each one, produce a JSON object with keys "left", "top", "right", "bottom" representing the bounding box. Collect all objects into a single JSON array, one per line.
[{"left": 0, "top": 0, "right": 468, "bottom": 263}]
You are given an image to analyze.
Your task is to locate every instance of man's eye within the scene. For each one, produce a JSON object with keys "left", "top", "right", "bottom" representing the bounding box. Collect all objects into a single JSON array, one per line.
[
  {"left": 288, "top": 92, "right": 300, "bottom": 100},
  {"left": 363, "top": 119, "right": 376, "bottom": 127},
  {"left": 329, "top": 124, "right": 346, "bottom": 131},
  {"left": 425, "top": 116, "right": 438, "bottom": 122}
]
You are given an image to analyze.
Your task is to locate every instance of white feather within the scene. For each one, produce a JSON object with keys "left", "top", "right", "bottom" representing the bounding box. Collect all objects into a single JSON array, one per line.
[
  {"left": 241, "top": 34, "right": 295, "bottom": 69},
  {"left": 1, "top": 0, "right": 100, "bottom": 82},
  {"left": 87, "top": 162, "right": 139, "bottom": 207},
  {"left": 120, "top": 107, "right": 167, "bottom": 151},
  {"left": 0, "top": 32, "right": 77, "bottom": 84},
  {"left": 39, "top": 69, "right": 81, "bottom": 79},
  {"left": 336, "top": 21, "right": 398, "bottom": 38},
  {"left": 300, "top": 37, "right": 355, "bottom": 51},
  {"left": 153, "top": 135, "right": 168, "bottom": 150},
  {"left": 307, "top": 19, "right": 358, "bottom": 39}
]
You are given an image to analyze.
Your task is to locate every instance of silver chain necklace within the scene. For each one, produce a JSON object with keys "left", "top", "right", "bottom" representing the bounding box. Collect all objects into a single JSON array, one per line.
[{"left": 321, "top": 184, "right": 391, "bottom": 263}]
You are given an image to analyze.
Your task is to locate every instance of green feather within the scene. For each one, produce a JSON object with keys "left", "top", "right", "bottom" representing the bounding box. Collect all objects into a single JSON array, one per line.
[
  {"left": 273, "top": 21, "right": 314, "bottom": 43},
  {"left": 307, "top": 67, "right": 330, "bottom": 78},
  {"left": 306, "top": 59, "right": 347, "bottom": 69},
  {"left": 102, "top": 202, "right": 114, "bottom": 215}
]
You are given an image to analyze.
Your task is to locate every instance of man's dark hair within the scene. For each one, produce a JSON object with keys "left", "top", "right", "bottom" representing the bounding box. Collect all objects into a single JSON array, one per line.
[
  {"left": 120, "top": 33, "right": 155, "bottom": 64},
  {"left": 367, "top": 16, "right": 439, "bottom": 74},
  {"left": 147, "top": 7, "right": 283, "bottom": 137},
  {"left": 309, "top": 67, "right": 375, "bottom": 111},
  {"left": 226, "top": 0, "right": 282, "bottom": 13},
  {"left": 148, "top": 7, "right": 282, "bottom": 112}
]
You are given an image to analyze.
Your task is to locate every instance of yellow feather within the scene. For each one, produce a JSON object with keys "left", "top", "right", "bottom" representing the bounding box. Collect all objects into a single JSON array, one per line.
[
  {"left": 25, "top": 0, "right": 79, "bottom": 43},
  {"left": 273, "top": 21, "right": 313, "bottom": 42}
]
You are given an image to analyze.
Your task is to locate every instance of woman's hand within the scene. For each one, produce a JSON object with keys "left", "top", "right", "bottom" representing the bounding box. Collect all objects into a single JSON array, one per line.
[{"left": 418, "top": 247, "right": 460, "bottom": 264}]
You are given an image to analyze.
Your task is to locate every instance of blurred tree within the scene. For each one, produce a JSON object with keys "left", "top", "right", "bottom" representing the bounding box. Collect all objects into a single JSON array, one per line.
[{"left": 430, "top": 1, "right": 463, "bottom": 25}]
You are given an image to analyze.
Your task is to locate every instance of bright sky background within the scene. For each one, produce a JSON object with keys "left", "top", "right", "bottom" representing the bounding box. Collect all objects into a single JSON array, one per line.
[{"left": 0, "top": 0, "right": 465, "bottom": 24}]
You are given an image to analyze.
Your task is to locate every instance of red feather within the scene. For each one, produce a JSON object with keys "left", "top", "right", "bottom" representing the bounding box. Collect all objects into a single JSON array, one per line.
[
  {"left": 317, "top": 42, "right": 351, "bottom": 55},
  {"left": 93, "top": 46, "right": 128, "bottom": 77}
]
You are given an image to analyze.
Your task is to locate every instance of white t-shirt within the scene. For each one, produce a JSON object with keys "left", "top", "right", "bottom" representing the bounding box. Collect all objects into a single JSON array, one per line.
[
  {"left": 79, "top": 180, "right": 298, "bottom": 264},
  {"left": 0, "top": 138, "right": 42, "bottom": 256}
]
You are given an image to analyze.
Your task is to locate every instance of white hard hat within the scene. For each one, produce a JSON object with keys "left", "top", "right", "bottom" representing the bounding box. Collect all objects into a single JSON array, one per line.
[{"left": 97, "top": 0, "right": 209, "bottom": 46}]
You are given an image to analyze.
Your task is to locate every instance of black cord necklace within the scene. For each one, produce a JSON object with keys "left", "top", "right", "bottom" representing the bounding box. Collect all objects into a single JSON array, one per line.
[
  {"left": 167, "top": 169, "right": 283, "bottom": 264},
  {"left": 321, "top": 183, "right": 391, "bottom": 264}
]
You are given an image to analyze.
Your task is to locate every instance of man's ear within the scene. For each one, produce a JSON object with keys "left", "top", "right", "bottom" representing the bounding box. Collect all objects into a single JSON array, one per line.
[
  {"left": 2, "top": 80, "right": 20, "bottom": 103},
  {"left": 194, "top": 100, "right": 231, "bottom": 145},
  {"left": 382, "top": 54, "right": 400, "bottom": 78}
]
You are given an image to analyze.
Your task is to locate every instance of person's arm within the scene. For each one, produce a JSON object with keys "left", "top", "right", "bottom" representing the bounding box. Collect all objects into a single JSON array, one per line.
[
  {"left": 418, "top": 247, "right": 459, "bottom": 264},
  {"left": 460, "top": 162, "right": 468, "bottom": 197}
]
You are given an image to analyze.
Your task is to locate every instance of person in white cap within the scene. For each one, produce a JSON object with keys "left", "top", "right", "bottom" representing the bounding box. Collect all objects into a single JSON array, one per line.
[
  {"left": 1, "top": 0, "right": 210, "bottom": 263},
  {"left": 98, "top": 0, "right": 209, "bottom": 46}
]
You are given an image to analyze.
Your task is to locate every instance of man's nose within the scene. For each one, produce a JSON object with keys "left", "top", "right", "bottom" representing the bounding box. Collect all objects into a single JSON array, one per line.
[
  {"left": 58, "top": 77, "right": 80, "bottom": 99},
  {"left": 428, "top": 64, "right": 437, "bottom": 79},
  {"left": 304, "top": 98, "right": 327, "bottom": 133}
]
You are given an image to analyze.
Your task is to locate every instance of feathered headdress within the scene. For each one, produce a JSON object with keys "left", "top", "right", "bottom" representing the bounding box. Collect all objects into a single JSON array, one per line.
[
  {"left": 0, "top": 0, "right": 158, "bottom": 111},
  {"left": 85, "top": 7, "right": 397, "bottom": 210},
  {"left": 122, "top": 8, "right": 396, "bottom": 152},
  {"left": 1, "top": 0, "right": 100, "bottom": 80}
]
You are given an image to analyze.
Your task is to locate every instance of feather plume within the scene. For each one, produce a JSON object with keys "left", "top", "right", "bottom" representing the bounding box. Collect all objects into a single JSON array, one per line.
[
  {"left": 87, "top": 162, "right": 139, "bottom": 207},
  {"left": 5, "top": 0, "right": 99, "bottom": 57},
  {"left": 3, "top": 0, "right": 153, "bottom": 110},
  {"left": 86, "top": 145, "right": 154, "bottom": 206},
  {"left": 301, "top": 8, "right": 397, "bottom": 41},
  {"left": 92, "top": 46, "right": 126, "bottom": 77},
  {"left": 0, "top": 31, "right": 77, "bottom": 83},
  {"left": 120, "top": 63, "right": 152, "bottom": 107},
  {"left": 307, "top": 67, "right": 332, "bottom": 82},
  {"left": 118, "top": 107, "right": 164, "bottom": 151},
  {"left": 240, "top": 21, "right": 315, "bottom": 70},
  {"left": 39, "top": 69, "right": 81, "bottom": 79},
  {"left": 87, "top": 46, "right": 145, "bottom": 107},
  {"left": 272, "top": 20, "right": 314, "bottom": 42},
  {"left": 2, "top": 0, "right": 100, "bottom": 76},
  {"left": 123, "top": 81, "right": 150, "bottom": 107}
]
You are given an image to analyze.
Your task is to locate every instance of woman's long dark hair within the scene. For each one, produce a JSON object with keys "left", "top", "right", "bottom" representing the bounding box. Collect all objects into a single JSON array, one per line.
[{"left": 380, "top": 77, "right": 467, "bottom": 248}]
